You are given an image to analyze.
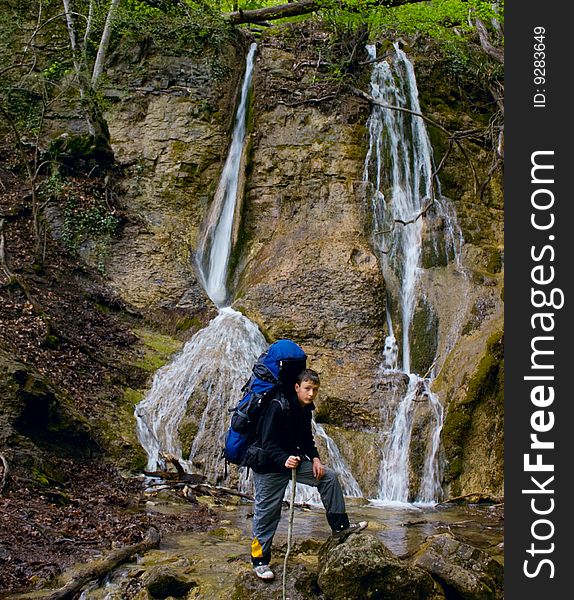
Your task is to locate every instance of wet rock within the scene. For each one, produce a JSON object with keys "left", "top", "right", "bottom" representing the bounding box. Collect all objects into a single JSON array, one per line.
[
  {"left": 410, "top": 533, "right": 503, "bottom": 600},
  {"left": 142, "top": 565, "right": 197, "bottom": 599},
  {"left": 318, "top": 534, "right": 442, "bottom": 599},
  {"left": 233, "top": 563, "right": 323, "bottom": 600}
]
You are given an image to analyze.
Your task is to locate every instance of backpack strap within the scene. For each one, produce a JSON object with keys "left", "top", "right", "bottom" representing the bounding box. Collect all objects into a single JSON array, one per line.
[{"left": 254, "top": 391, "right": 289, "bottom": 441}]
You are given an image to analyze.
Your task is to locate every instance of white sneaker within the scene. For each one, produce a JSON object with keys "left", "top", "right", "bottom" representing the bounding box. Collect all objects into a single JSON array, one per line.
[{"left": 253, "top": 564, "right": 275, "bottom": 580}]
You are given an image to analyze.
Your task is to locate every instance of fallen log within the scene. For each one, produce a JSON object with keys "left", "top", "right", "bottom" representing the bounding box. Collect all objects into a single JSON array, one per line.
[
  {"left": 435, "top": 492, "right": 503, "bottom": 506},
  {"left": 37, "top": 527, "right": 160, "bottom": 600},
  {"left": 0, "top": 453, "right": 8, "bottom": 494},
  {"left": 144, "top": 480, "right": 254, "bottom": 502},
  {"left": 143, "top": 469, "right": 207, "bottom": 484},
  {"left": 224, "top": 0, "right": 428, "bottom": 25}
]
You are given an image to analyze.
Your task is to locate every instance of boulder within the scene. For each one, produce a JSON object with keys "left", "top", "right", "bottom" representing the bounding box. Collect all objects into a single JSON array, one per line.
[
  {"left": 318, "top": 534, "right": 444, "bottom": 599},
  {"left": 0, "top": 347, "right": 95, "bottom": 468},
  {"left": 142, "top": 565, "right": 197, "bottom": 599},
  {"left": 410, "top": 533, "right": 503, "bottom": 600},
  {"left": 233, "top": 563, "right": 323, "bottom": 600}
]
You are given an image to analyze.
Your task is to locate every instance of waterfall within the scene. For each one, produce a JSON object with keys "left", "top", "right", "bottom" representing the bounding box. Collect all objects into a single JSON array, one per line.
[
  {"left": 135, "top": 308, "right": 267, "bottom": 475},
  {"left": 288, "top": 422, "right": 363, "bottom": 505},
  {"left": 363, "top": 43, "right": 458, "bottom": 503},
  {"left": 135, "top": 42, "right": 360, "bottom": 495},
  {"left": 197, "top": 42, "right": 257, "bottom": 308},
  {"left": 135, "top": 43, "right": 261, "bottom": 480}
]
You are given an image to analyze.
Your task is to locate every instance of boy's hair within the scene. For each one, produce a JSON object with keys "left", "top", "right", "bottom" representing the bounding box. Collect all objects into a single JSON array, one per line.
[{"left": 296, "top": 368, "right": 320, "bottom": 386}]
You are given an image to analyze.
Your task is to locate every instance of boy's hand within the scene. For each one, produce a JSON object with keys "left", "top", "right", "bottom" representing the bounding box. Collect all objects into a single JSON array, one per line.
[
  {"left": 285, "top": 455, "right": 301, "bottom": 469},
  {"left": 312, "top": 457, "right": 325, "bottom": 480}
]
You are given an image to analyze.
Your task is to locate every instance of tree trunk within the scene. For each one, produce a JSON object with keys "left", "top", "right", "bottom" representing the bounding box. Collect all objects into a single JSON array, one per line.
[
  {"left": 92, "top": 0, "right": 121, "bottom": 86},
  {"left": 225, "top": 0, "right": 428, "bottom": 25}
]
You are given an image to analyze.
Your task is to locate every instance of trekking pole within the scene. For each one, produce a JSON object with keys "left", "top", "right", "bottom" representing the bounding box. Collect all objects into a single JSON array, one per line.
[{"left": 282, "top": 466, "right": 297, "bottom": 600}]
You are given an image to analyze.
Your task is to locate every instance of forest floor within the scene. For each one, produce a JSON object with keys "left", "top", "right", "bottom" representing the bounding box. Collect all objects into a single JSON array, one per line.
[
  {"left": 0, "top": 459, "right": 216, "bottom": 596},
  {"left": 0, "top": 145, "right": 219, "bottom": 596}
]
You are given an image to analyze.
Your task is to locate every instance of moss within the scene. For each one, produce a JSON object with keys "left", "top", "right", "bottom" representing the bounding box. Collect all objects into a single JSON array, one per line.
[
  {"left": 485, "top": 246, "right": 503, "bottom": 274},
  {"left": 178, "top": 419, "right": 199, "bottom": 456},
  {"left": 175, "top": 315, "right": 203, "bottom": 332},
  {"left": 446, "top": 457, "right": 463, "bottom": 480},
  {"left": 48, "top": 133, "right": 114, "bottom": 173},
  {"left": 31, "top": 467, "right": 50, "bottom": 486},
  {"left": 124, "top": 388, "right": 145, "bottom": 406},
  {"left": 463, "top": 329, "right": 504, "bottom": 408},
  {"left": 440, "top": 329, "right": 504, "bottom": 489},
  {"left": 409, "top": 300, "right": 438, "bottom": 375},
  {"left": 442, "top": 411, "right": 471, "bottom": 446},
  {"left": 133, "top": 328, "right": 183, "bottom": 373}
]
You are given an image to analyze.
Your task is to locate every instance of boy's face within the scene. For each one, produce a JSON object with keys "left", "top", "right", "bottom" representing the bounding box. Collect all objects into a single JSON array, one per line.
[{"left": 295, "top": 379, "right": 320, "bottom": 407}]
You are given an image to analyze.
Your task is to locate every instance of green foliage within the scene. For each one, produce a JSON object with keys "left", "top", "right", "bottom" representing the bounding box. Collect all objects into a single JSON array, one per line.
[
  {"left": 371, "top": 0, "right": 504, "bottom": 40},
  {"left": 0, "top": 87, "right": 43, "bottom": 133},
  {"left": 314, "top": 0, "right": 503, "bottom": 45},
  {"left": 40, "top": 173, "right": 120, "bottom": 254},
  {"left": 61, "top": 197, "right": 120, "bottom": 251},
  {"left": 112, "top": 0, "right": 233, "bottom": 57},
  {"left": 41, "top": 60, "right": 69, "bottom": 82}
]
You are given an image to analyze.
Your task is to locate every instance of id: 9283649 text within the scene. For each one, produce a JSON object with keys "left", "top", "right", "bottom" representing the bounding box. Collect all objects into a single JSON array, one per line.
[{"left": 533, "top": 26, "right": 547, "bottom": 108}]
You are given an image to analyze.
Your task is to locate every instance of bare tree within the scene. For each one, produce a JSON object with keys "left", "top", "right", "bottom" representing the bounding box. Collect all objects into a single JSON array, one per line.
[
  {"left": 91, "top": 0, "right": 121, "bottom": 86},
  {"left": 60, "top": 0, "right": 121, "bottom": 144}
]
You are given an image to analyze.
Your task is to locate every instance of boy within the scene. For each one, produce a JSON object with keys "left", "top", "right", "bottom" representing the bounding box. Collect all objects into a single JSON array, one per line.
[{"left": 250, "top": 368, "right": 367, "bottom": 581}]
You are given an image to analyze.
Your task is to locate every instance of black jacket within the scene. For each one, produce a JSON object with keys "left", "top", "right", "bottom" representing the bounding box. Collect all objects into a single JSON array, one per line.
[{"left": 254, "top": 390, "right": 320, "bottom": 473}]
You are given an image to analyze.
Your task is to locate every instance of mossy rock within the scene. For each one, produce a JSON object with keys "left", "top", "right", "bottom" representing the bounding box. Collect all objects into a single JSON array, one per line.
[
  {"left": 48, "top": 133, "right": 114, "bottom": 173},
  {"left": 409, "top": 300, "right": 438, "bottom": 376},
  {"left": 0, "top": 347, "right": 97, "bottom": 469},
  {"left": 132, "top": 328, "right": 183, "bottom": 374},
  {"left": 440, "top": 330, "right": 504, "bottom": 491}
]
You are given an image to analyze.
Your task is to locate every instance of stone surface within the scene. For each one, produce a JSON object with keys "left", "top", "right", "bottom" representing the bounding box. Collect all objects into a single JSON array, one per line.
[
  {"left": 318, "top": 534, "right": 443, "bottom": 600},
  {"left": 233, "top": 44, "right": 387, "bottom": 439},
  {"left": 142, "top": 564, "right": 197, "bottom": 598},
  {"left": 99, "top": 41, "right": 248, "bottom": 318},
  {"left": 0, "top": 347, "right": 94, "bottom": 468},
  {"left": 410, "top": 533, "right": 504, "bottom": 600},
  {"left": 233, "top": 563, "right": 322, "bottom": 600}
]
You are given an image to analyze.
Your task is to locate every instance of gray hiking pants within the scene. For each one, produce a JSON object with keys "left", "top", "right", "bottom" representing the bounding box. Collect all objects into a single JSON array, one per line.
[{"left": 251, "top": 460, "right": 346, "bottom": 565}]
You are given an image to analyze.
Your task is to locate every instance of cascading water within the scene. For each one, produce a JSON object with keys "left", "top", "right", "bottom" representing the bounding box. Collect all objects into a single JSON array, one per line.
[
  {"left": 135, "top": 44, "right": 263, "bottom": 481},
  {"left": 363, "top": 43, "right": 459, "bottom": 504},
  {"left": 293, "top": 422, "right": 363, "bottom": 505},
  {"left": 135, "top": 308, "right": 267, "bottom": 475},
  {"left": 135, "top": 43, "right": 359, "bottom": 498},
  {"left": 197, "top": 42, "right": 257, "bottom": 308}
]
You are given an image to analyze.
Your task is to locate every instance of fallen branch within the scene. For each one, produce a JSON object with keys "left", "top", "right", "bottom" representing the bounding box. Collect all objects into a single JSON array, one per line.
[
  {"left": 38, "top": 527, "right": 160, "bottom": 600},
  {"left": 162, "top": 453, "right": 186, "bottom": 475},
  {"left": 435, "top": 492, "right": 502, "bottom": 506},
  {"left": 277, "top": 94, "right": 337, "bottom": 107},
  {"left": 197, "top": 483, "right": 254, "bottom": 501},
  {"left": 0, "top": 219, "right": 14, "bottom": 280},
  {"left": 350, "top": 85, "right": 482, "bottom": 194},
  {"left": 0, "top": 454, "right": 9, "bottom": 494},
  {"left": 144, "top": 479, "right": 254, "bottom": 502}
]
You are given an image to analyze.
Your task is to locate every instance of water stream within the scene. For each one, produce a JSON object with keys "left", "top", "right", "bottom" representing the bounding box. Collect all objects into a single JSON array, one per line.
[
  {"left": 134, "top": 43, "right": 359, "bottom": 500},
  {"left": 363, "top": 43, "right": 461, "bottom": 503},
  {"left": 136, "top": 41, "right": 462, "bottom": 507},
  {"left": 135, "top": 44, "right": 262, "bottom": 480},
  {"left": 197, "top": 42, "right": 257, "bottom": 308}
]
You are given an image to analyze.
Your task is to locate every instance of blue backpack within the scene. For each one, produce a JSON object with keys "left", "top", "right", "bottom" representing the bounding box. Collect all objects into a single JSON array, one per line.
[{"left": 223, "top": 339, "right": 307, "bottom": 466}]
